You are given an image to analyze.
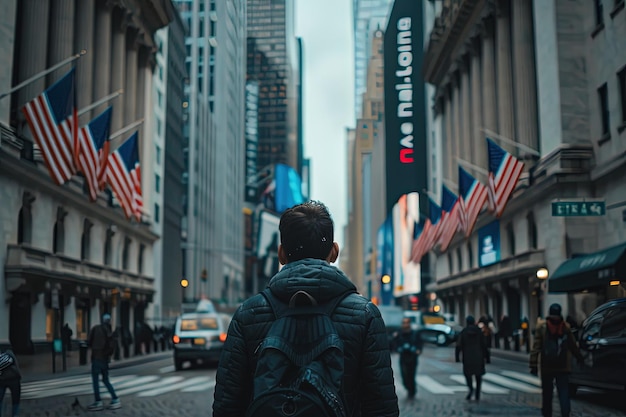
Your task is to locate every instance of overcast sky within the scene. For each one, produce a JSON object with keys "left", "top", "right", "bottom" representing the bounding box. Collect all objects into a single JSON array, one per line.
[{"left": 295, "top": 0, "right": 355, "bottom": 250}]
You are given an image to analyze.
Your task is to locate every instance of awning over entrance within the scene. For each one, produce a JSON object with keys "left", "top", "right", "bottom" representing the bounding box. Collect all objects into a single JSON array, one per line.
[{"left": 549, "top": 242, "right": 626, "bottom": 292}]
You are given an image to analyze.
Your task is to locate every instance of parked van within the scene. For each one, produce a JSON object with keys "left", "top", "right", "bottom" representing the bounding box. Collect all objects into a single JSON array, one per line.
[{"left": 172, "top": 311, "right": 231, "bottom": 370}]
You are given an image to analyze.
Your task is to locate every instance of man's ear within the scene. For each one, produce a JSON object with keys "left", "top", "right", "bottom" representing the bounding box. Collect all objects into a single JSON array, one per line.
[
  {"left": 326, "top": 242, "right": 339, "bottom": 263},
  {"left": 278, "top": 244, "right": 289, "bottom": 265}
]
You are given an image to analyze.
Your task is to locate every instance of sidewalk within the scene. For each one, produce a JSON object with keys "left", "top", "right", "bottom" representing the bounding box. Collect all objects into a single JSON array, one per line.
[{"left": 16, "top": 348, "right": 173, "bottom": 382}]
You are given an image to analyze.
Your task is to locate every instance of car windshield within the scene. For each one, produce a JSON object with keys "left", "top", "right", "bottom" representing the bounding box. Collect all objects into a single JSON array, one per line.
[{"left": 180, "top": 317, "right": 218, "bottom": 331}]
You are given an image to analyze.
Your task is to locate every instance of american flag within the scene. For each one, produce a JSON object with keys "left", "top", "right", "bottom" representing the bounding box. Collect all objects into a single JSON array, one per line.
[
  {"left": 486, "top": 138, "right": 524, "bottom": 218},
  {"left": 22, "top": 68, "right": 78, "bottom": 185},
  {"left": 438, "top": 186, "right": 463, "bottom": 252},
  {"left": 459, "top": 166, "right": 488, "bottom": 238},
  {"left": 410, "top": 198, "right": 441, "bottom": 263},
  {"left": 77, "top": 107, "right": 112, "bottom": 201},
  {"left": 106, "top": 132, "right": 143, "bottom": 221}
]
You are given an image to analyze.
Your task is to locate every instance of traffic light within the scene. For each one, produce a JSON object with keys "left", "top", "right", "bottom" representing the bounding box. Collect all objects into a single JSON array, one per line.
[{"left": 409, "top": 294, "right": 418, "bottom": 310}]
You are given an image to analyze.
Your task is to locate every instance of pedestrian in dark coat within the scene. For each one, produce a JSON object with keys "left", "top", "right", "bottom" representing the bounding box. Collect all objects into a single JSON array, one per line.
[
  {"left": 61, "top": 323, "right": 73, "bottom": 352},
  {"left": 393, "top": 317, "right": 423, "bottom": 399},
  {"left": 455, "top": 315, "right": 490, "bottom": 401},
  {"left": 213, "top": 201, "right": 399, "bottom": 417},
  {"left": 0, "top": 348, "right": 21, "bottom": 417}
]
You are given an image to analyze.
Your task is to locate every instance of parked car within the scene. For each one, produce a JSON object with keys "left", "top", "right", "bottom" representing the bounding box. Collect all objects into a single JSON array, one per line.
[
  {"left": 403, "top": 310, "right": 461, "bottom": 346},
  {"left": 172, "top": 311, "right": 231, "bottom": 370},
  {"left": 569, "top": 298, "right": 626, "bottom": 395}
]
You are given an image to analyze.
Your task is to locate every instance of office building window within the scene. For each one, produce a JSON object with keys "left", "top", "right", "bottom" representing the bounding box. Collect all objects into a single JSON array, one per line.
[
  {"left": 156, "top": 145, "right": 161, "bottom": 164},
  {"left": 155, "top": 174, "right": 161, "bottom": 193},
  {"left": 154, "top": 203, "right": 160, "bottom": 223},
  {"left": 507, "top": 223, "right": 516, "bottom": 256},
  {"left": 122, "top": 237, "right": 131, "bottom": 270},
  {"left": 595, "top": 0, "right": 604, "bottom": 26},
  {"left": 598, "top": 83, "right": 610, "bottom": 137},
  {"left": 618, "top": 67, "right": 626, "bottom": 126},
  {"left": 527, "top": 212, "right": 538, "bottom": 249}
]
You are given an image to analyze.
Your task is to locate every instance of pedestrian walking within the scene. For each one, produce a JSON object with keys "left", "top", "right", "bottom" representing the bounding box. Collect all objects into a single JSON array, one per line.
[
  {"left": 87, "top": 313, "right": 121, "bottom": 411},
  {"left": 530, "top": 303, "right": 583, "bottom": 417},
  {"left": 478, "top": 315, "right": 494, "bottom": 348},
  {"left": 0, "top": 347, "right": 21, "bottom": 417},
  {"left": 213, "top": 201, "right": 399, "bottom": 417},
  {"left": 455, "top": 315, "right": 490, "bottom": 401},
  {"left": 497, "top": 314, "right": 513, "bottom": 350},
  {"left": 61, "top": 323, "right": 73, "bottom": 352},
  {"left": 393, "top": 317, "right": 423, "bottom": 399}
]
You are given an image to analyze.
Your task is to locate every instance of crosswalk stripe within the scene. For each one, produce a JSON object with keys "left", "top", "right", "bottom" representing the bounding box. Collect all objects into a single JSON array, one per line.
[
  {"left": 22, "top": 375, "right": 92, "bottom": 390},
  {"left": 115, "top": 376, "right": 184, "bottom": 397},
  {"left": 137, "top": 376, "right": 210, "bottom": 397},
  {"left": 182, "top": 381, "right": 216, "bottom": 392},
  {"left": 416, "top": 375, "right": 457, "bottom": 394},
  {"left": 501, "top": 370, "right": 541, "bottom": 387},
  {"left": 22, "top": 376, "right": 137, "bottom": 399},
  {"left": 483, "top": 373, "right": 541, "bottom": 393},
  {"left": 448, "top": 375, "right": 509, "bottom": 394},
  {"left": 159, "top": 365, "right": 175, "bottom": 373}
]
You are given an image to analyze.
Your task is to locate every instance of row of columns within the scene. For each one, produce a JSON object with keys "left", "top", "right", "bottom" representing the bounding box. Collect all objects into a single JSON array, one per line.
[
  {"left": 439, "top": 0, "right": 538, "bottom": 184},
  {"left": 14, "top": 0, "right": 151, "bottom": 136}
]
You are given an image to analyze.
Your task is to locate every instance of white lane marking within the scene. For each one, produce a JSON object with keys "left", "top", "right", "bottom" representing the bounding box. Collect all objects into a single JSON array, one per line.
[
  {"left": 115, "top": 376, "right": 184, "bottom": 396},
  {"left": 22, "top": 375, "right": 136, "bottom": 399},
  {"left": 448, "top": 375, "right": 509, "bottom": 394},
  {"left": 501, "top": 370, "right": 541, "bottom": 387},
  {"left": 182, "top": 380, "right": 216, "bottom": 392},
  {"left": 483, "top": 373, "right": 542, "bottom": 393},
  {"left": 416, "top": 375, "right": 458, "bottom": 394},
  {"left": 159, "top": 365, "right": 175, "bottom": 373},
  {"left": 137, "top": 376, "right": 210, "bottom": 397},
  {"left": 21, "top": 377, "right": 92, "bottom": 392}
]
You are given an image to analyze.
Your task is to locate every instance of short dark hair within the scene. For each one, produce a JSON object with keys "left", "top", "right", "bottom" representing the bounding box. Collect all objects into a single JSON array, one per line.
[{"left": 279, "top": 201, "right": 334, "bottom": 262}]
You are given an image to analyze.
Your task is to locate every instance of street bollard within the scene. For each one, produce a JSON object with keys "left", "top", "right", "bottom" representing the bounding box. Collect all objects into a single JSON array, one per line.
[{"left": 79, "top": 342, "right": 88, "bottom": 365}]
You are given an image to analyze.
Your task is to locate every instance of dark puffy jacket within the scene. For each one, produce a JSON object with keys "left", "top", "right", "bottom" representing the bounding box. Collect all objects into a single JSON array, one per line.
[
  {"left": 455, "top": 324, "right": 489, "bottom": 376},
  {"left": 213, "top": 259, "right": 399, "bottom": 417},
  {"left": 88, "top": 323, "right": 112, "bottom": 361}
]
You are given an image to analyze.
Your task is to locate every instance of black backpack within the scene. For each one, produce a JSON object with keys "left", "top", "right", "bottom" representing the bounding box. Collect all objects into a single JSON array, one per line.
[
  {"left": 542, "top": 329, "right": 568, "bottom": 367},
  {"left": 246, "top": 289, "right": 354, "bottom": 417}
]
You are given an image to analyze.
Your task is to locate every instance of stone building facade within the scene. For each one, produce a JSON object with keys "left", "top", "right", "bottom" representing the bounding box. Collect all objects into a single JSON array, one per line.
[
  {"left": 423, "top": 0, "right": 626, "bottom": 333},
  {"left": 0, "top": 0, "right": 174, "bottom": 353}
]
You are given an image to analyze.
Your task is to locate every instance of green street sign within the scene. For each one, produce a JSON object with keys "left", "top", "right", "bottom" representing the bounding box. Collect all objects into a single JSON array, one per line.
[{"left": 551, "top": 201, "right": 606, "bottom": 217}]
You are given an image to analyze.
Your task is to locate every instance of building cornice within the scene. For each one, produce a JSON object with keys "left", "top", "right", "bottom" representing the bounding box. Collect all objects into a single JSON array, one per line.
[
  {"left": 427, "top": 249, "right": 546, "bottom": 292},
  {"left": 0, "top": 138, "right": 158, "bottom": 243}
]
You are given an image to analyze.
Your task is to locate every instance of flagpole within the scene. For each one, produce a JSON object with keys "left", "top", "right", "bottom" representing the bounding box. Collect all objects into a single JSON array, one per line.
[
  {"left": 481, "top": 127, "right": 541, "bottom": 157},
  {"left": 456, "top": 157, "right": 489, "bottom": 177},
  {"left": 0, "top": 50, "right": 87, "bottom": 100},
  {"left": 109, "top": 119, "right": 144, "bottom": 141},
  {"left": 78, "top": 90, "right": 123, "bottom": 117}
]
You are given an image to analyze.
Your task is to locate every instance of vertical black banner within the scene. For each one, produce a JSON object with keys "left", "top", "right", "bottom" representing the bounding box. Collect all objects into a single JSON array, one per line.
[{"left": 383, "top": 0, "right": 427, "bottom": 214}]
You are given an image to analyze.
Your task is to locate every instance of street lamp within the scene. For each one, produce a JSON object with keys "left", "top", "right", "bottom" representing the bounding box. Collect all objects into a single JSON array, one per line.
[
  {"left": 536, "top": 268, "right": 549, "bottom": 280},
  {"left": 180, "top": 279, "right": 189, "bottom": 305}
]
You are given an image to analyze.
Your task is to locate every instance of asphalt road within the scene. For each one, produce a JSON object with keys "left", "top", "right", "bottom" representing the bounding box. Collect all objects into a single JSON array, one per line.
[{"left": 7, "top": 345, "right": 626, "bottom": 416}]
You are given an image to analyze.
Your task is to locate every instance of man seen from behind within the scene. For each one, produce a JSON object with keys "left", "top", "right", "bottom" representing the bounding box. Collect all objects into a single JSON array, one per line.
[{"left": 212, "top": 201, "right": 399, "bottom": 417}]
